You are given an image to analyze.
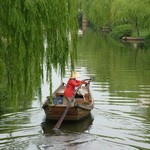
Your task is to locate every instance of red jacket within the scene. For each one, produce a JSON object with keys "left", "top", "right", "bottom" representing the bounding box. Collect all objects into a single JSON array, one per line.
[{"left": 64, "top": 79, "right": 82, "bottom": 97}]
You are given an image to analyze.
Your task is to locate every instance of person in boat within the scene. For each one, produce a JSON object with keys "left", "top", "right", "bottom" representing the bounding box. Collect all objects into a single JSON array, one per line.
[{"left": 63, "top": 71, "right": 88, "bottom": 105}]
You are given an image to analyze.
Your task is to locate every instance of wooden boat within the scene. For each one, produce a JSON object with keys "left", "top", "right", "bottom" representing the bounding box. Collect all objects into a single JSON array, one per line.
[
  {"left": 42, "top": 82, "right": 94, "bottom": 121},
  {"left": 122, "top": 36, "right": 145, "bottom": 43}
]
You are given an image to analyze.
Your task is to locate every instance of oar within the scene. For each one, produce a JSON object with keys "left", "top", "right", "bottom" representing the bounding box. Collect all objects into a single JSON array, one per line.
[{"left": 53, "top": 79, "right": 91, "bottom": 132}]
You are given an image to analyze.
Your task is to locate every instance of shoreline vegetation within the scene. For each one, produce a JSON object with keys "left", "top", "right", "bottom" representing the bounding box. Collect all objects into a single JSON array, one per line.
[
  {"left": 108, "top": 24, "right": 150, "bottom": 42},
  {"left": 78, "top": 0, "right": 150, "bottom": 43}
]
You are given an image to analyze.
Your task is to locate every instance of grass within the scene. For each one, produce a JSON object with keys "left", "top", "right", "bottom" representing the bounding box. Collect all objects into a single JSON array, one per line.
[{"left": 132, "top": 29, "right": 150, "bottom": 39}]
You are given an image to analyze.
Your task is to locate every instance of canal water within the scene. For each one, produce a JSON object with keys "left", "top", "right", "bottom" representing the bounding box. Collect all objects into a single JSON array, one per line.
[{"left": 0, "top": 30, "right": 150, "bottom": 150}]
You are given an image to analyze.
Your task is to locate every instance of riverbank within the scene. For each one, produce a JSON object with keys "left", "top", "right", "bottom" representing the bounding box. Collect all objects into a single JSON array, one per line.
[{"left": 109, "top": 24, "right": 150, "bottom": 42}]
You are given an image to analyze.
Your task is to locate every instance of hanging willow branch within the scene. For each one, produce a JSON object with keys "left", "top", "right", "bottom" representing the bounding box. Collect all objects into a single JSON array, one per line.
[{"left": 0, "top": 0, "right": 78, "bottom": 110}]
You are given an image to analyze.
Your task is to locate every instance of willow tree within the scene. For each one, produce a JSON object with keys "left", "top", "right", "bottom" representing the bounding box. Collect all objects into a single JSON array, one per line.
[
  {"left": 111, "top": 0, "right": 150, "bottom": 36},
  {"left": 79, "top": 0, "right": 150, "bottom": 35},
  {"left": 79, "top": 0, "right": 113, "bottom": 29},
  {"left": 0, "top": 0, "right": 78, "bottom": 111}
]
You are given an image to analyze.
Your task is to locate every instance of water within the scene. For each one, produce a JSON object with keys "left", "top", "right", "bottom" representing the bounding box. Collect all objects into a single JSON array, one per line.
[{"left": 0, "top": 30, "right": 150, "bottom": 150}]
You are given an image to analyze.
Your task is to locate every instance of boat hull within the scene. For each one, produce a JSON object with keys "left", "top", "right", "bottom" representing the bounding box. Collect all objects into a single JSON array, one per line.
[{"left": 43, "top": 104, "right": 91, "bottom": 121}]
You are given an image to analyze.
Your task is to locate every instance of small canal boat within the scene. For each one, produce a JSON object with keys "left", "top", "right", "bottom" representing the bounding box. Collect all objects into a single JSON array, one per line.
[
  {"left": 122, "top": 36, "right": 145, "bottom": 43},
  {"left": 42, "top": 82, "right": 94, "bottom": 121}
]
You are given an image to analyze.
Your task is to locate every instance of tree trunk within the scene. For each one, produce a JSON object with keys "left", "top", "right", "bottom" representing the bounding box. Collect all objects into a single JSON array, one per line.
[
  {"left": 132, "top": 17, "right": 135, "bottom": 33},
  {"left": 135, "top": 17, "right": 140, "bottom": 36}
]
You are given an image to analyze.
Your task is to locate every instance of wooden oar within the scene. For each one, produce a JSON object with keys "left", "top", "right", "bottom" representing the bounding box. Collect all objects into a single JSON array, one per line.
[{"left": 53, "top": 79, "right": 91, "bottom": 131}]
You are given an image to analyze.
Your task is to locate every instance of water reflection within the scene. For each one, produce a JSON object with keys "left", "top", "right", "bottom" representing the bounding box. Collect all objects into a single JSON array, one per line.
[
  {"left": 122, "top": 40, "right": 145, "bottom": 49},
  {"left": 76, "top": 29, "right": 150, "bottom": 149},
  {"left": 41, "top": 114, "right": 94, "bottom": 135},
  {"left": 77, "top": 30, "right": 150, "bottom": 104}
]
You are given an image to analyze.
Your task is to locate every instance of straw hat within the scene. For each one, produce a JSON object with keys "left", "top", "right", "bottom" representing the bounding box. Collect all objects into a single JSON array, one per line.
[{"left": 70, "top": 71, "right": 80, "bottom": 78}]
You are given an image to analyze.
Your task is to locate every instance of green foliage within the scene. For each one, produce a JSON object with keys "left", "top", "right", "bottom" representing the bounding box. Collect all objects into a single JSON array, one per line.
[
  {"left": 0, "top": 0, "right": 78, "bottom": 111},
  {"left": 79, "top": 0, "right": 150, "bottom": 36},
  {"left": 111, "top": 24, "right": 132, "bottom": 39},
  {"left": 132, "top": 29, "right": 150, "bottom": 38},
  {"left": 111, "top": 0, "right": 150, "bottom": 36},
  {"left": 79, "top": 0, "right": 112, "bottom": 29}
]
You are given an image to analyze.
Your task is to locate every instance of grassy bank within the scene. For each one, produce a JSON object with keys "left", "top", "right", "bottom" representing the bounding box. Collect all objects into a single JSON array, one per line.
[{"left": 110, "top": 24, "right": 150, "bottom": 40}]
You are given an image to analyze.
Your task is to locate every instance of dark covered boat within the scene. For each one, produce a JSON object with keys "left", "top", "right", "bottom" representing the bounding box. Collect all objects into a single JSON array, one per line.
[{"left": 42, "top": 82, "right": 94, "bottom": 121}]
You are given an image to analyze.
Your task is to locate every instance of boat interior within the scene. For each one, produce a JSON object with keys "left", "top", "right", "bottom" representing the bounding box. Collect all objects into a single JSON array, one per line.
[{"left": 53, "top": 86, "right": 92, "bottom": 106}]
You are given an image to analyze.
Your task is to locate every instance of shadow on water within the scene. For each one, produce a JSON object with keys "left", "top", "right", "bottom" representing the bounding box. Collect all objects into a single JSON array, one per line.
[{"left": 41, "top": 114, "right": 94, "bottom": 135}]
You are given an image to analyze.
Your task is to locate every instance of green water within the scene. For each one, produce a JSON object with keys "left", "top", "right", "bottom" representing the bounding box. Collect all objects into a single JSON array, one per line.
[{"left": 0, "top": 30, "right": 150, "bottom": 150}]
